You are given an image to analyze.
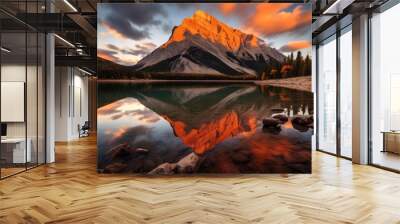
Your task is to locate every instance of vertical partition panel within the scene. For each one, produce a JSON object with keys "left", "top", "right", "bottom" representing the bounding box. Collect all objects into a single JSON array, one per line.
[
  {"left": 27, "top": 31, "right": 38, "bottom": 168},
  {"left": 370, "top": 4, "right": 400, "bottom": 171},
  {"left": 339, "top": 28, "right": 353, "bottom": 158},
  {"left": 317, "top": 36, "right": 337, "bottom": 154}
]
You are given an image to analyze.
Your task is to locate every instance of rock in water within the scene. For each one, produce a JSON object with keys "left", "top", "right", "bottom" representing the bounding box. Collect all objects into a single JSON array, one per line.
[
  {"left": 263, "top": 118, "right": 281, "bottom": 128},
  {"left": 135, "top": 147, "right": 149, "bottom": 154},
  {"left": 262, "top": 126, "right": 282, "bottom": 135},
  {"left": 148, "top": 163, "right": 177, "bottom": 175},
  {"left": 292, "top": 123, "right": 309, "bottom": 132},
  {"left": 291, "top": 115, "right": 313, "bottom": 126},
  {"left": 176, "top": 153, "right": 199, "bottom": 173},
  {"left": 148, "top": 152, "right": 199, "bottom": 175},
  {"left": 231, "top": 149, "right": 251, "bottom": 164},
  {"left": 107, "top": 143, "right": 135, "bottom": 159},
  {"left": 272, "top": 113, "right": 289, "bottom": 123}
]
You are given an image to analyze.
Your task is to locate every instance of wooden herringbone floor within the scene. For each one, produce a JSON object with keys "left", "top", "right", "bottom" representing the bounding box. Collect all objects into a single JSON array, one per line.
[{"left": 1, "top": 135, "right": 400, "bottom": 224}]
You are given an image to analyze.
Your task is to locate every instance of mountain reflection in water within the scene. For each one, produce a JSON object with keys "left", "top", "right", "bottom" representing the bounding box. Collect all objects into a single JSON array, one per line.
[{"left": 97, "top": 82, "right": 313, "bottom": 174}]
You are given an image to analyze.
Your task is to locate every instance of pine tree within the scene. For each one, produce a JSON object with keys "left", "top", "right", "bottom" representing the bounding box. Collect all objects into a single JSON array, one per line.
[
  {"left": 304, "top": 55, "right": 311, "bottom": 76},
  {"left": 294, "top": 51, "right": 304, "bottom": 76}
]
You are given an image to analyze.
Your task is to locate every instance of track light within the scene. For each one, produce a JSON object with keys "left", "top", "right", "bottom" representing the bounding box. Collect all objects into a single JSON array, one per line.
[
  {"left": 54, "top": 34, "right": 75, "bottom": 48},
  {"left": 63, "top": 0, "right": 78, "bottom": 12},
  {"left": 1, "top": 47, "right": 11, "bottom": 53}
]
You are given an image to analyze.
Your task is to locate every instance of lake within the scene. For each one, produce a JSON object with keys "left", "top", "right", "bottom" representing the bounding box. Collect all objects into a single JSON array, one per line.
[{"left": 97, "top": 81, "right": 314, "bottom": 174}]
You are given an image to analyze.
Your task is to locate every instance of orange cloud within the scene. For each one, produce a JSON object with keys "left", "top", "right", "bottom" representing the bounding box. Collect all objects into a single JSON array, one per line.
[
  {"left": 279, "top": 40, "right": 311, "bottom": 52},
  {"left": 218, "top": 3, "right": 237, "bottom": 15},
  {"left": 101, "top": 21, "right": 126, "bottom": 40},
  {"left": 246, "top": 4, "right": 311, "bottom": 36},
  {"left": 97, "top": 49, "right": 119, "bottom": 62}
]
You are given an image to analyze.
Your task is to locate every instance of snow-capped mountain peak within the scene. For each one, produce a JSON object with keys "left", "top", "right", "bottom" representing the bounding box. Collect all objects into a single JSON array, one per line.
[{"left": 134, "top": 10, "right": 285, "bottom": 78}]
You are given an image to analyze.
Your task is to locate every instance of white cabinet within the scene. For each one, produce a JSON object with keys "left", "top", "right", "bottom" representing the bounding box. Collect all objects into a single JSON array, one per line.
[{"left": 1, "top": 138, "right": 32, "bottom": 163}]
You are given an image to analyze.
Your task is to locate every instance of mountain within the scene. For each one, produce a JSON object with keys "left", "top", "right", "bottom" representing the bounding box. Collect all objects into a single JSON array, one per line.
[{"left": 133, "top": 10, "right": 285, "bottom": 78}]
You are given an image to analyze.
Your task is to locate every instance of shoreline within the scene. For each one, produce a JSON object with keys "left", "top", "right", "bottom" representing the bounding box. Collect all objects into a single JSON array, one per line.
[
  {"left": 255, "top": 76, "right": 312, "bottom": 92},
  {"left": 98, "top": 76, "right": 312, "bottom": 92}
]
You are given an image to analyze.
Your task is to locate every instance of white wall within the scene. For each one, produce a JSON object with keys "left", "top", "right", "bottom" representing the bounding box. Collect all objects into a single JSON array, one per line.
[
  {"left": 54, "top": 67, "right": 89, "bottom": 141},
  {"left": 1, "top": 63, "right": 46, "bottom": 164}
]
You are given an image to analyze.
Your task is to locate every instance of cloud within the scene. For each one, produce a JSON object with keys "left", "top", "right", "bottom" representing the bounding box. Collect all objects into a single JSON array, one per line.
[
  {"left": 246, "top": 4, "right": 311, "bottom": 37},
  {"left": 279, "top": 40, "right": 311, "bottom": 52},
  {"left": 101, "top": 19, "right": 149, "bottom": 40},
  {"left": 218, "top": 3, "right": 237, "bottom": 15},
  {"left": 101, "top": 4, "right": 167, "bottom": 41},
  {"left": 142, "top": 42, "right": 157, "bottom": 49},
  {"left": 121, "top": 49, "right": 149, "bottom": 57},
  {"left": 97, "top": 49, "right": 119, "bottom": 62},
  {"left": 106, "top": 44, "right": 120, "bottom": 51},
  {"left": 100, "top": 41, "right": 157, "bottom": 65}
]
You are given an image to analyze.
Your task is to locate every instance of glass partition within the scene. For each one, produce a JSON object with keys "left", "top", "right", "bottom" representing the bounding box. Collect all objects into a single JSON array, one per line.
[
  {"left": 339, "top": 27, "right": 352, "bottom": 158},
  {"left": 0, "top": 1, "right": 46, "bottom": 179},
  {"left": 1, "top": 30, "right": 28, "bottom": 177},
  {"left": 370, "top": 4, "right": 400, "bottom": 171},
  {"left": 317, "top": 35, "right": 337, "bottom": 154}
]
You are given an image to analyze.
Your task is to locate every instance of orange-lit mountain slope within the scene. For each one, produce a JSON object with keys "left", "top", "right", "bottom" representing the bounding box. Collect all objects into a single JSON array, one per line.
[{"left": 133, "top": 10, "right": 285, "bottom": 77}]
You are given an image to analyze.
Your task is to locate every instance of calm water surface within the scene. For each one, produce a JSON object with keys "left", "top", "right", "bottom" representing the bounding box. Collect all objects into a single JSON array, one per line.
[{"left": 97, "top": 82, "right": 313, "bottom": 174}]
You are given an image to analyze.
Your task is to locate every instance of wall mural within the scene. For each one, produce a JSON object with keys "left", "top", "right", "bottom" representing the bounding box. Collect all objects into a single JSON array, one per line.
[{"left": 97, "top": 3, "right": 313, "bottom": 174}]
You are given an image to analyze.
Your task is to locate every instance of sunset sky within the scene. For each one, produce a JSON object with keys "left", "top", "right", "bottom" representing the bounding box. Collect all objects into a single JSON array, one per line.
[{"left": 98, "top": 3, "right": 312, "bottom": 66}]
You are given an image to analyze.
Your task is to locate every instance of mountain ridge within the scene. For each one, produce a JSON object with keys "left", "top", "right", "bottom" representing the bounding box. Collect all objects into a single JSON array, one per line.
[{"left": 133, "top": 10, "right": 285, "bottom": 78}]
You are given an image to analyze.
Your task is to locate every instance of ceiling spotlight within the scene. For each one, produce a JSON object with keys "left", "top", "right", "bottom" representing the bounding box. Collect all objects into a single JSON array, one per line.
[
  {"left": 1, "top": 47, "right": 11, "bottom": 53},
  {"left": 54, "top": 34, "right": 75, "bottom": 48},
  {"left": 63, "top": 0, "right": 78, "bottom": 12}
]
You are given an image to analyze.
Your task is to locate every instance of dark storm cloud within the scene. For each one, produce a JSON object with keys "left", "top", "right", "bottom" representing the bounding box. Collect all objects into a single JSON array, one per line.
[
  {"left": 106, "top": 44, "right": 120, "bottom": 51},
  {"left": 103, "top": 16, "right": 149, "bottom": 40},
  {"left": 103, "top": 4, "right": 167, "bottom": 41}
]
